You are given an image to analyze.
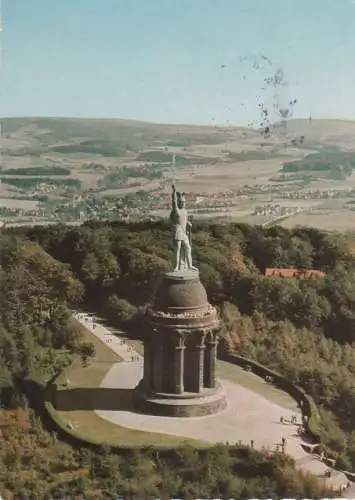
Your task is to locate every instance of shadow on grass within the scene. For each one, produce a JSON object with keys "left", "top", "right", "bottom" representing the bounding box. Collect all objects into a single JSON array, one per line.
[{"left": 55, "top": 387, "right": 135, "bottom": 412}]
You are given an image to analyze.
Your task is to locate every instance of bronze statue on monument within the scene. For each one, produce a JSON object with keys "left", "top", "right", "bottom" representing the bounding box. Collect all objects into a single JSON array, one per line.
[
  {"left": 133, "top": 182, "right": 227, "bottom": 417},
  {"left": 170, "top": 184, "right": 198, "bottom": 272}
]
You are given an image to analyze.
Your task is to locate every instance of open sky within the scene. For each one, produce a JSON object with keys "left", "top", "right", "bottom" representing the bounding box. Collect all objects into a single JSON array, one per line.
[{"left": 2, "top": 0, "right": 355, "bottom": 125}]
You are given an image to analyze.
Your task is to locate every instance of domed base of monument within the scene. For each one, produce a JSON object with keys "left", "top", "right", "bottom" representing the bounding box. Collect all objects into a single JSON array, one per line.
[
  {"left": 148, "top": 270, "right": 220, "bottom": 329},
  {"left": 134, "top": 380, "right": 227, "bottom": 418}
]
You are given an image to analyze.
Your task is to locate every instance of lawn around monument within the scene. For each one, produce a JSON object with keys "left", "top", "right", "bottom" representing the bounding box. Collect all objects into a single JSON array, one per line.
[
  {"left": 53, "top": 321, "right": 205, "bottom": 448},
  {"left": 216, "top": 360, "right": 298, "bottom": 411},
  {"left": 56, "top": 324, "right": 122, "bottom": 387},
  {"left": 98, "top": 322, "right": 298, "bottom": 412},
  {"left": 120, "top": 337, "right": 298, "bottom": 411},
  {"left": 50, "top": 317, "right": 300, "bottom": 449}
]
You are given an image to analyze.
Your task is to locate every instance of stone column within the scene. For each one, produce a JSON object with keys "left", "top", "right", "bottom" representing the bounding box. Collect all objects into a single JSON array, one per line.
[
  {"left": 172, "top": 331, "right": 185, "bottom": 394},
  {"left": 197, "top": 344, "right": 206, "bottom": 392},
  {"left": 151, "top": 330, "right": 164, "bottom": 392},
  {"left": 183, "top": 346, "right": 193, "bottom": 392},
  {"left": 190, "top": 332, "right": 205, "bottom": 393},
  {"left": 204, "top": 333, "right": 218, "bottom": 389},
  {"left": 143, "top": 336, "right": 152, "bottom": 390}
]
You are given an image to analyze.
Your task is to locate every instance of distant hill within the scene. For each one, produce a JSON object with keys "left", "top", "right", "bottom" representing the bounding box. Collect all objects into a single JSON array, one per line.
[
  {"left": 0, "top": 116, "right": 249, "bottom": 152},
  {"left": 280, "top": 118, "right": 355, "bottom": 136},
  {"left": 2, "top": 116, "right": 355, "bottom": 159}
]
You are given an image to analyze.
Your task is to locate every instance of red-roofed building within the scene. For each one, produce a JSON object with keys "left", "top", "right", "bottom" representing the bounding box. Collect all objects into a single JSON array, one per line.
[{"left": 265, "top": 268, "right": 326, "bottom": 279}]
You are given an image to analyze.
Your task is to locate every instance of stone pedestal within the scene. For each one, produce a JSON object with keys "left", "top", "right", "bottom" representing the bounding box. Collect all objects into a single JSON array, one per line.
[{"left": 134, "top": 270, "right": 227, "bottom": 417}]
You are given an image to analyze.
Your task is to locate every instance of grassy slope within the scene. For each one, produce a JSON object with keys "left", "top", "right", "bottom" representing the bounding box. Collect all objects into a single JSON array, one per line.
[
  {"left": 65, "top": 323, "right": 298, "bottom": 410},
  {"left": 216, "top": 360, "right": 298, "bottom": 411},
  {"left": 52, "top": 317, "right": 299, "bottom": 447},
  {"left": 119, "top": 335, "right": 298, "bottom": 410},
  {"left": 55, "top": 322, "right": 205, "bottom": 448}
]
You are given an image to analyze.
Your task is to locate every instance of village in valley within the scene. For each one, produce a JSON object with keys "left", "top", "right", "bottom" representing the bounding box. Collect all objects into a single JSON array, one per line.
[{"left": 2, "top": 117, "right": 355, "bottom": 232}]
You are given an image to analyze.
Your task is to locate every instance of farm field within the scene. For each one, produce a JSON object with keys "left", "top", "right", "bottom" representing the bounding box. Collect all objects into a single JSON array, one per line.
[
  {"left": 281, "top": 209, "right": 355, "bottom": 231},
  {"left": 2, "top": 116, "right": 355, "bottom": 229},
  {"left": 0, "top": 197, "right": 39, "bottom": 210}
]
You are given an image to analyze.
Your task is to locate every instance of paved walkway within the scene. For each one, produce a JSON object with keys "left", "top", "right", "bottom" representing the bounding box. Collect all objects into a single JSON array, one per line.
[
  {"left": 98, "top": 361, "right": 303, "bottom": 450},
  {"left": 74, "top": 312, "right": 143, "bottom": 363},
  {"left": 73, "top": 311, "right": 351, "bottom": 494}
]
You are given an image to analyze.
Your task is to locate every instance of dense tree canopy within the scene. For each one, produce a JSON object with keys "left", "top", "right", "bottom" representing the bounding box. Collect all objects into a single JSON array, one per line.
[
  {"left": 0, "top": 408, "right": 332, "bottom": 499},
  {"left": 20, "top": 220, "right": 355, "bottom": 462},
  {"left": 0, "top": 235, "right": 85, "bottom": 390},
  {"left": 2, "top": 220, "right": 355, "bottom": 497}
]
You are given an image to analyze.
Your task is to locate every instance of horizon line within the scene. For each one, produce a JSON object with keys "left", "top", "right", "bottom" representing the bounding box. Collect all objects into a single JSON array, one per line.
[{"left": 1, "top": 115, "right": 355, "bottom": 128}]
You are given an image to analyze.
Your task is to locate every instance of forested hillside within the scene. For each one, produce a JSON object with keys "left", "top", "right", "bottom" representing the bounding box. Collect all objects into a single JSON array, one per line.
[
  {"left": 0, "top": 228, "right": 334, "bottom": 499},
  {"left": 0, "top": 235, "right": 85, "bottom": 396},
  {"left": 1, "top": 220, "right": 354, "bottom": 498},
  {"left": 19, "top": 220, "right": 355, "bottom": 468}
]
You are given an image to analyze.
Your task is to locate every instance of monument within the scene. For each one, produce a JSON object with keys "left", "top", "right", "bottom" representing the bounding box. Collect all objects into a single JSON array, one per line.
[{"left": 134, "top": 185, "right": 227, "bottom": 417}]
